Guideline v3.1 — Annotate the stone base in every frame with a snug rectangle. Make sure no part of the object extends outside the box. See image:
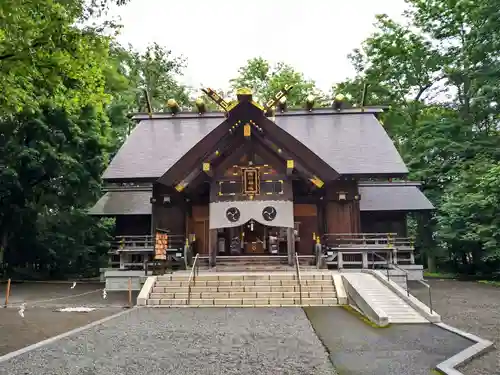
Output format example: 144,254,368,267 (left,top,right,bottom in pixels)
104,270,145,291
399,264,424,281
